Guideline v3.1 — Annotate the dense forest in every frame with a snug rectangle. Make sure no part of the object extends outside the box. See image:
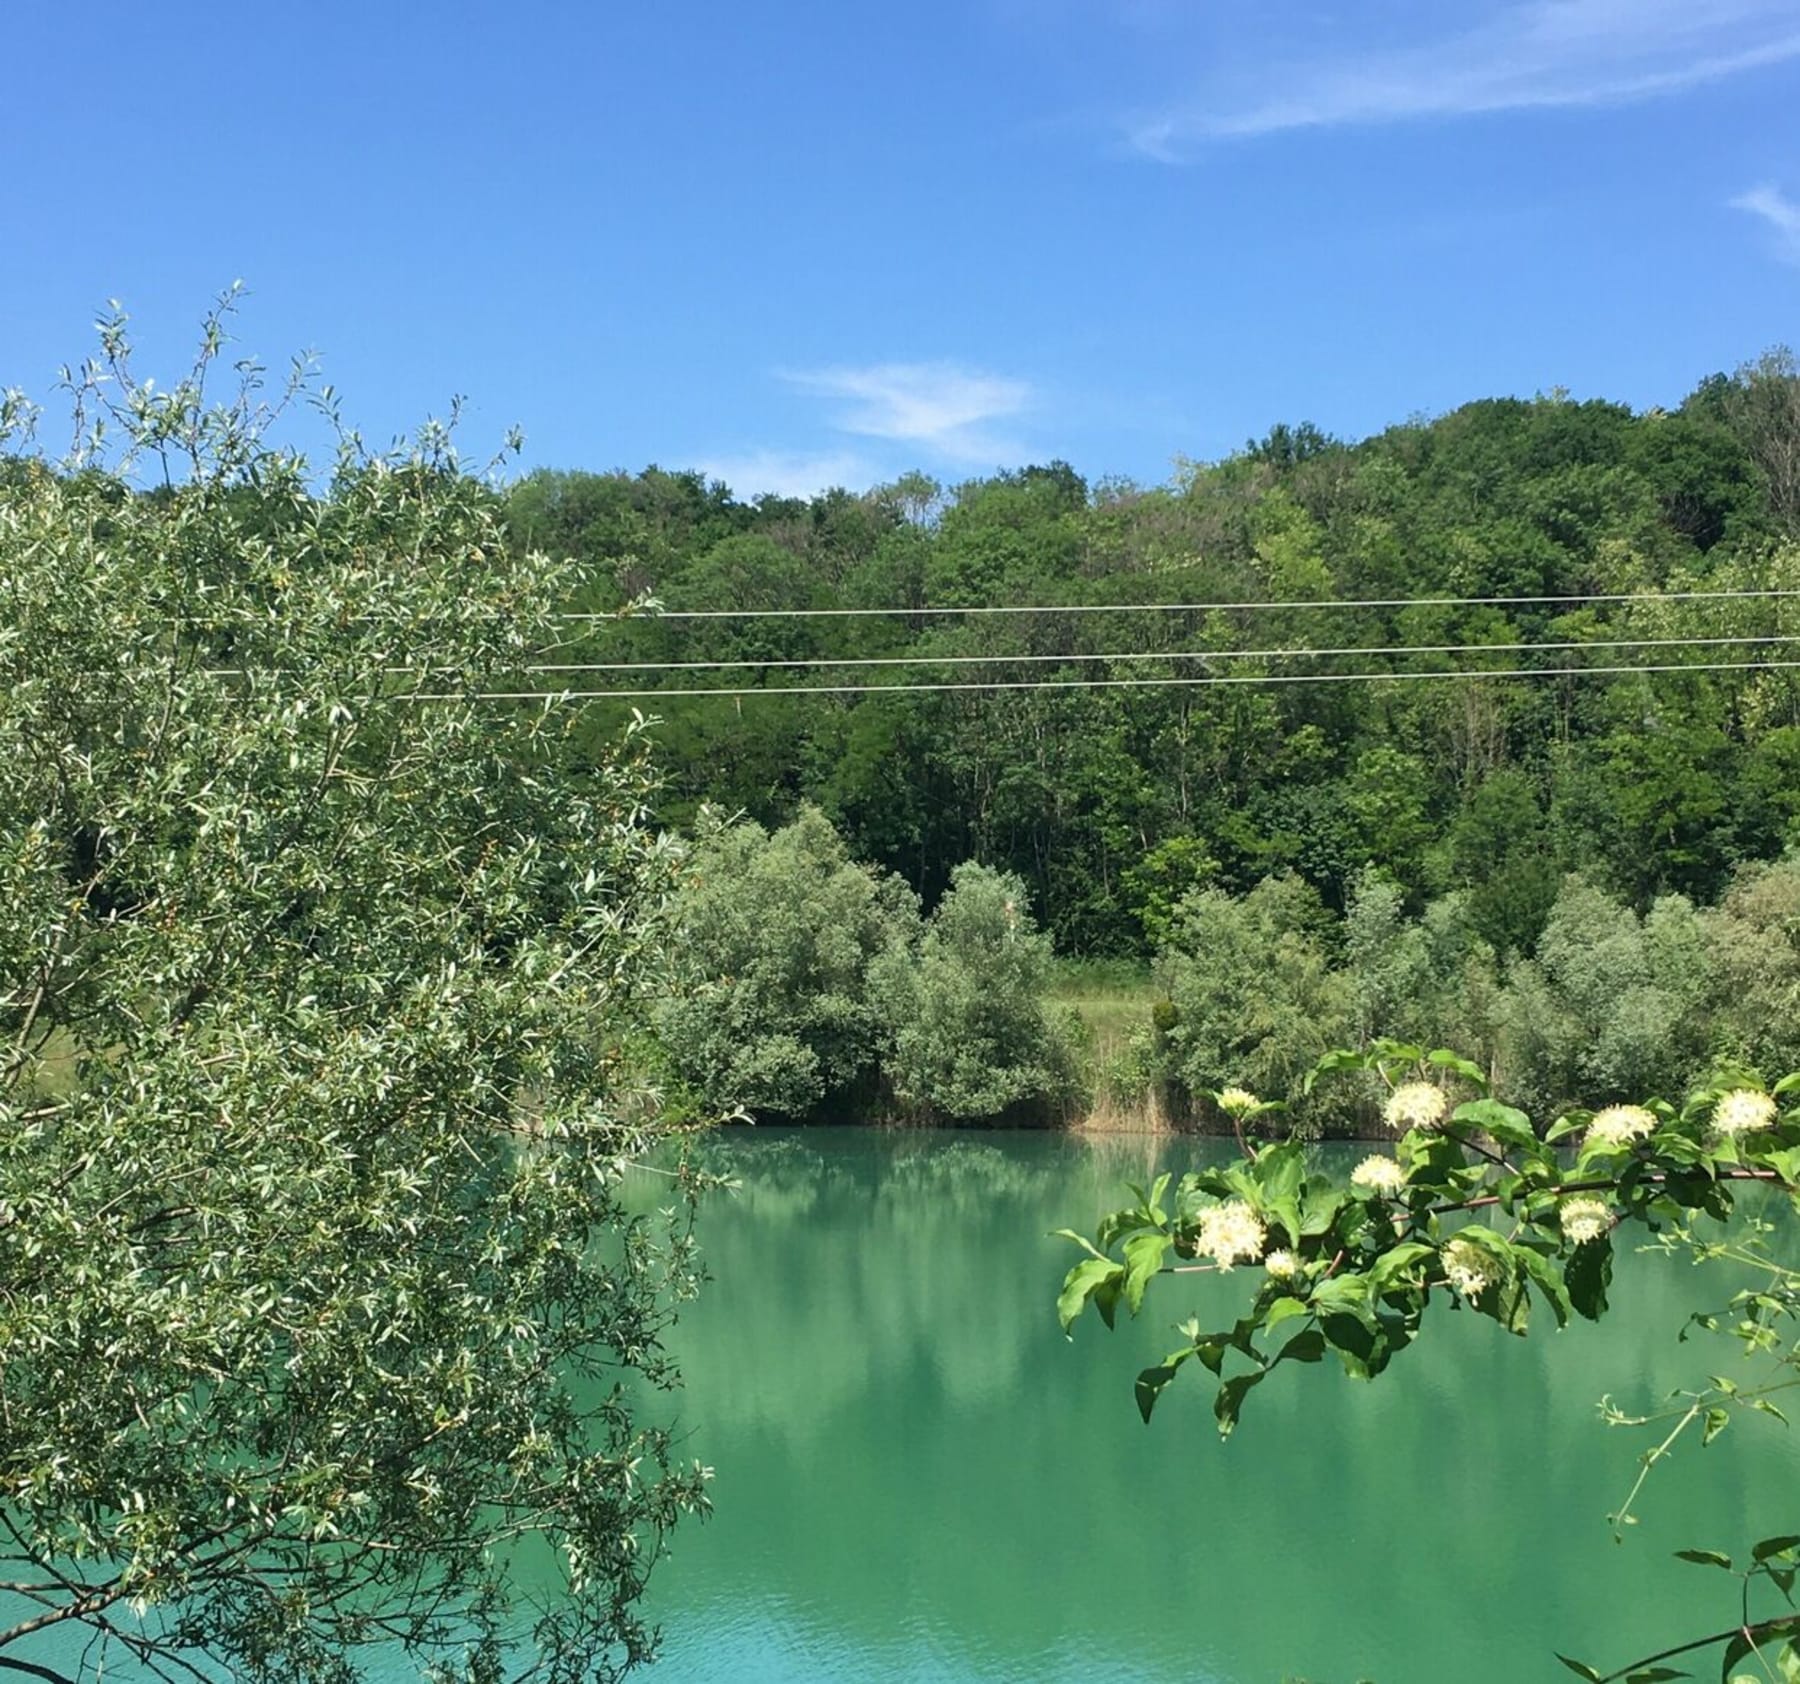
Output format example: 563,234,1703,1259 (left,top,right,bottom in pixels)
508,351,1800,965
